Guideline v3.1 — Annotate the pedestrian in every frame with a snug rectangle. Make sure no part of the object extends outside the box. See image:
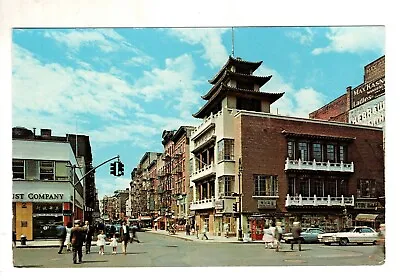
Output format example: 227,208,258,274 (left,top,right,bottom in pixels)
96,230,106,255
154,222,158,231
131,224,140,243
201,224,209,240
263,222,275,249
64,221,73,252
274,221,283,252
291,222,302,251
84,221,94,254
110,233,118,255
70,220,85,264
224,223,229,238
196,224,199,239
56,222,67,254
119,221,130,255
12,231,16,249
185,223,191,235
